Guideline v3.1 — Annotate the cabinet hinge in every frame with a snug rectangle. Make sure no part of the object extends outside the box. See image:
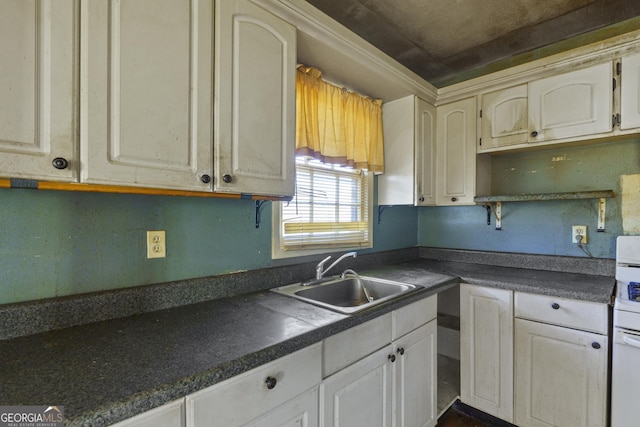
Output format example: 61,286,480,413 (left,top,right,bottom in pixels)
613,77,617,91
479,138,482,146
617,62,622,76
613,113,621,127
479,109,483,118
